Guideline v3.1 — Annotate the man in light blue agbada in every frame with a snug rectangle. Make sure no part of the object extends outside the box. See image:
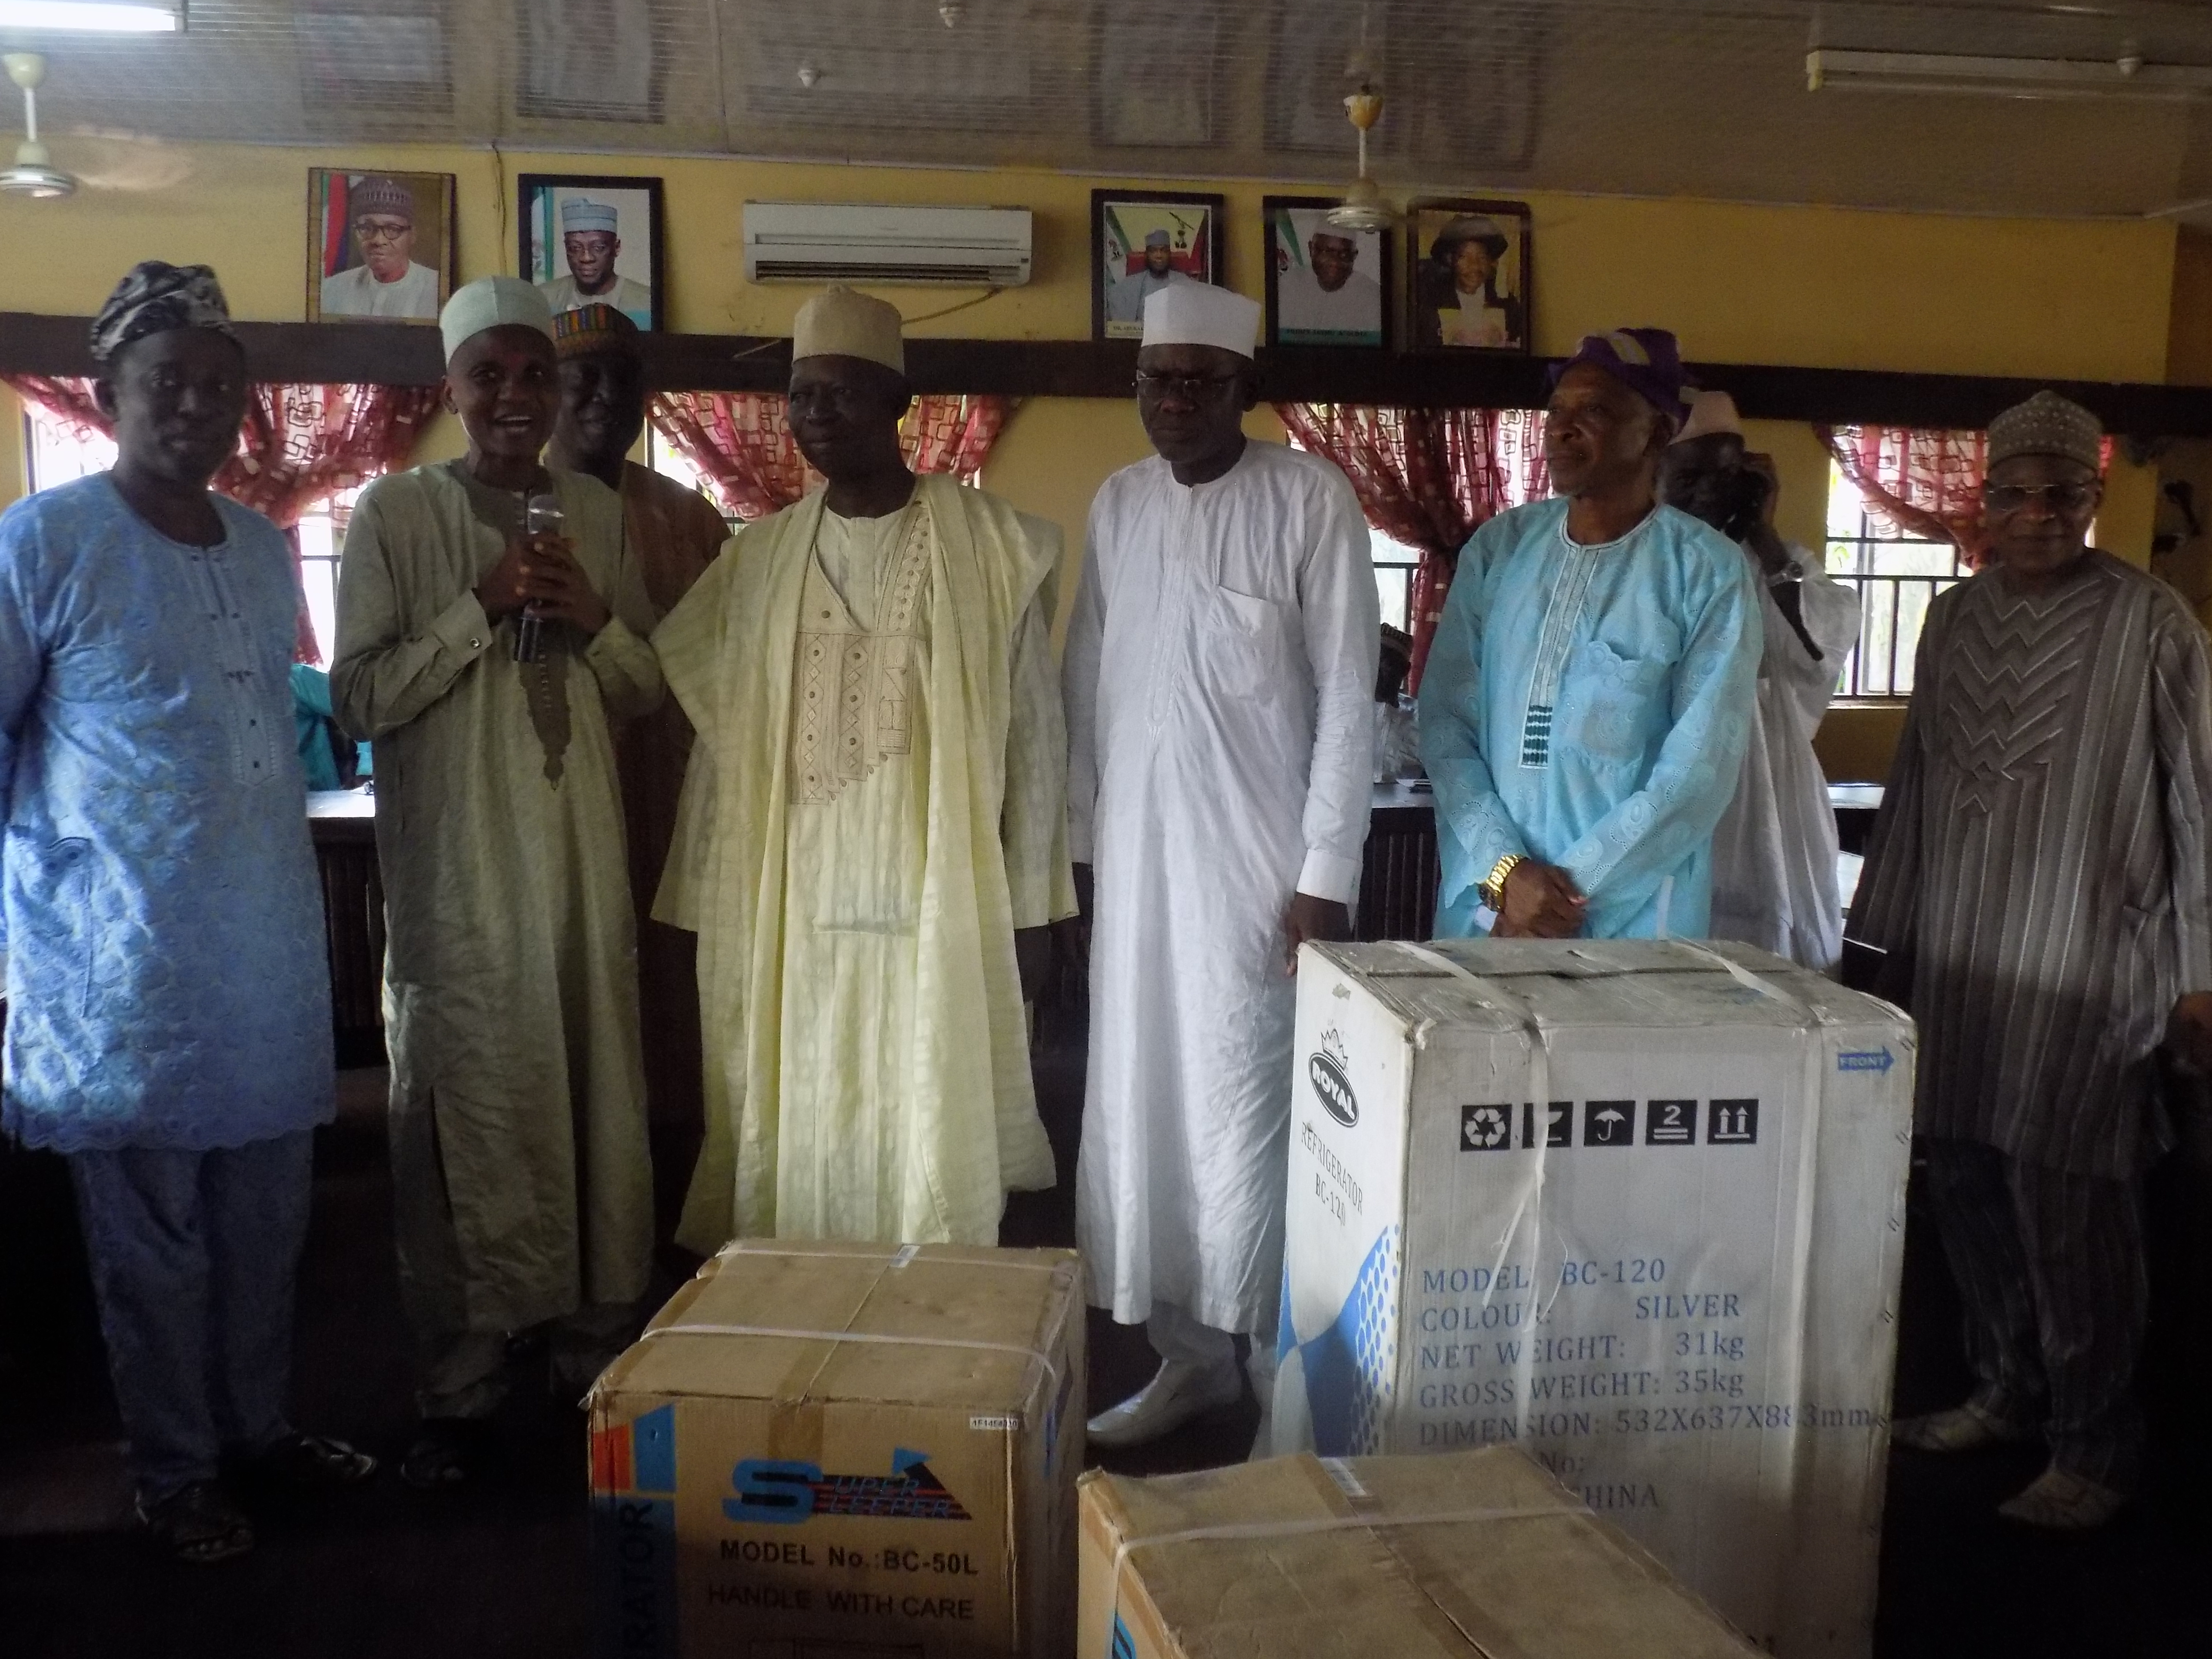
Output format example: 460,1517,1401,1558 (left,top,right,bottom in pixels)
1418,329,1759,940
0,262,373,1564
